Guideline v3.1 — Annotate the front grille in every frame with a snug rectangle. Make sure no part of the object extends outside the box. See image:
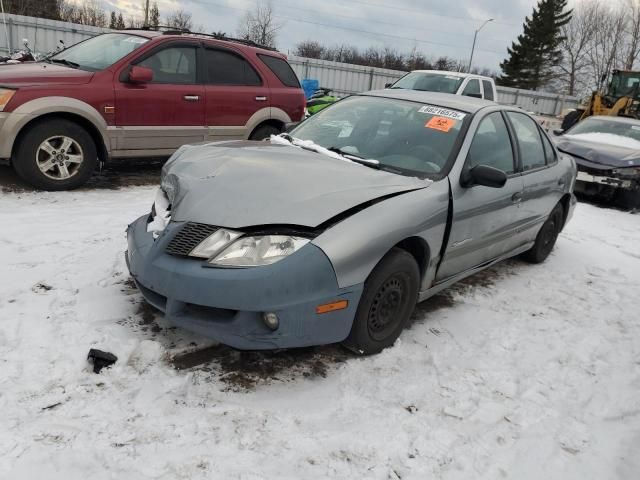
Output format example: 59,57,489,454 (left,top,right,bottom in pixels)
166,222,218,257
